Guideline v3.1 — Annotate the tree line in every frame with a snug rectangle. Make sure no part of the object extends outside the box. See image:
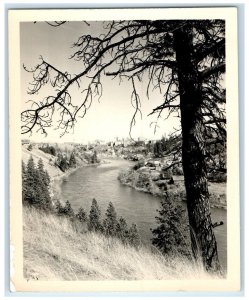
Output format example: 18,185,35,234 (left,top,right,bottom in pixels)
55,198,141,248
